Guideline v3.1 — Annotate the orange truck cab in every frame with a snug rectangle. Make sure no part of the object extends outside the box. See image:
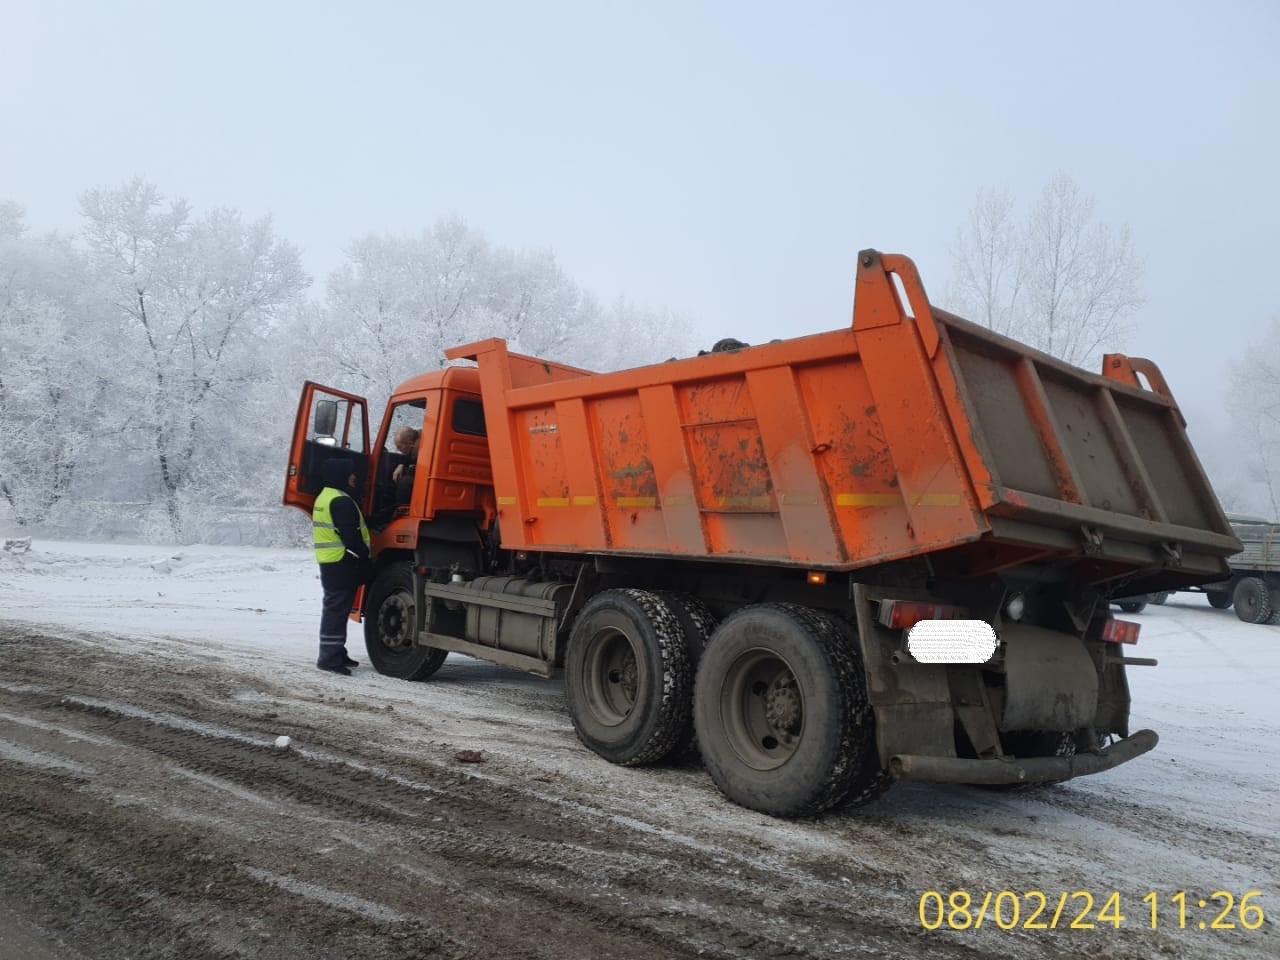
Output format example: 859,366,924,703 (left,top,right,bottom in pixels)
284,249,1240,819
285,366,496,571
